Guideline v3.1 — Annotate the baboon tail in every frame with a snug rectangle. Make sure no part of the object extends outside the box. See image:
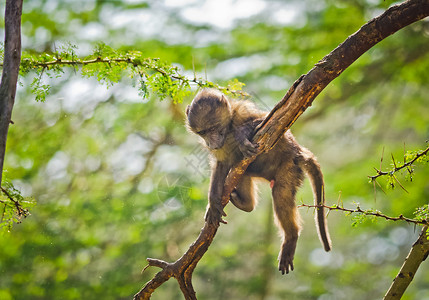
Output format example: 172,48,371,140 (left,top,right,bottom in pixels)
301,150,332,252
